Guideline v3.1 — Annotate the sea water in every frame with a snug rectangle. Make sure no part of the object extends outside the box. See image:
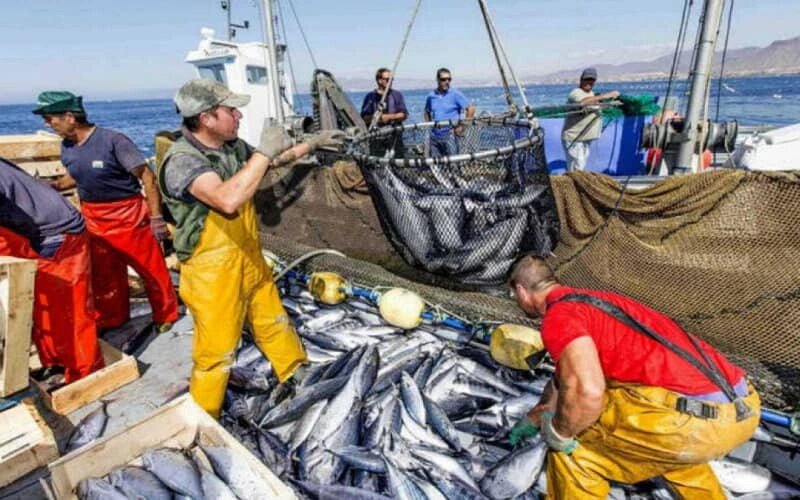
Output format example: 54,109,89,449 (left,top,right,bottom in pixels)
1,75,798,156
